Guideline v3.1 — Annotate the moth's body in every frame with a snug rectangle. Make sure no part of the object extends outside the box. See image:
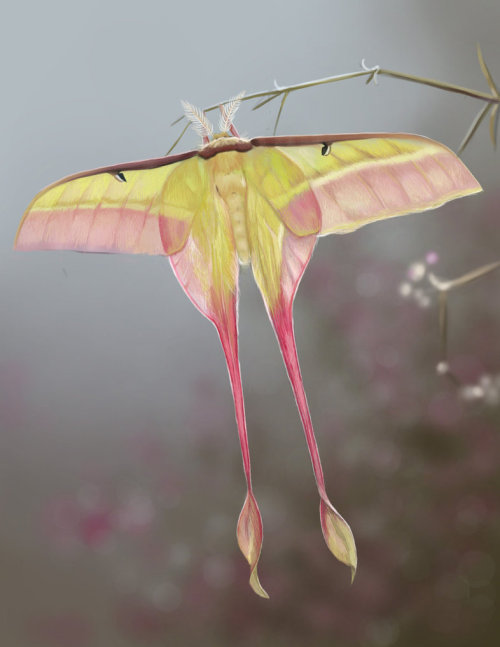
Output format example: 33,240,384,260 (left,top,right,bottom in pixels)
209,143,251,264
14,95,482,598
